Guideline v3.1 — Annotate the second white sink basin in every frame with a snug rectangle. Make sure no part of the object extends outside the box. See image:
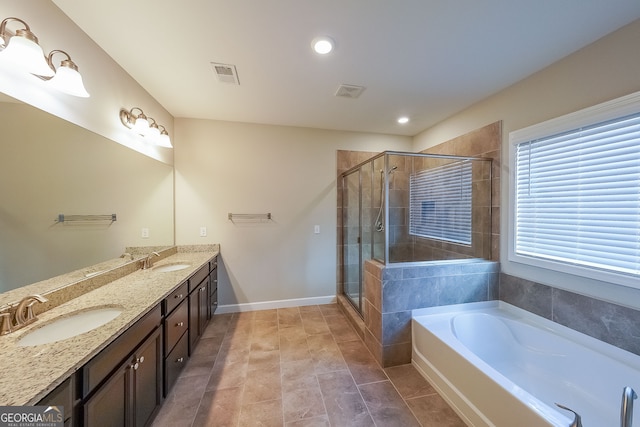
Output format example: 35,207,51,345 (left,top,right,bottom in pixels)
152,263,191,273
17,307,123,347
